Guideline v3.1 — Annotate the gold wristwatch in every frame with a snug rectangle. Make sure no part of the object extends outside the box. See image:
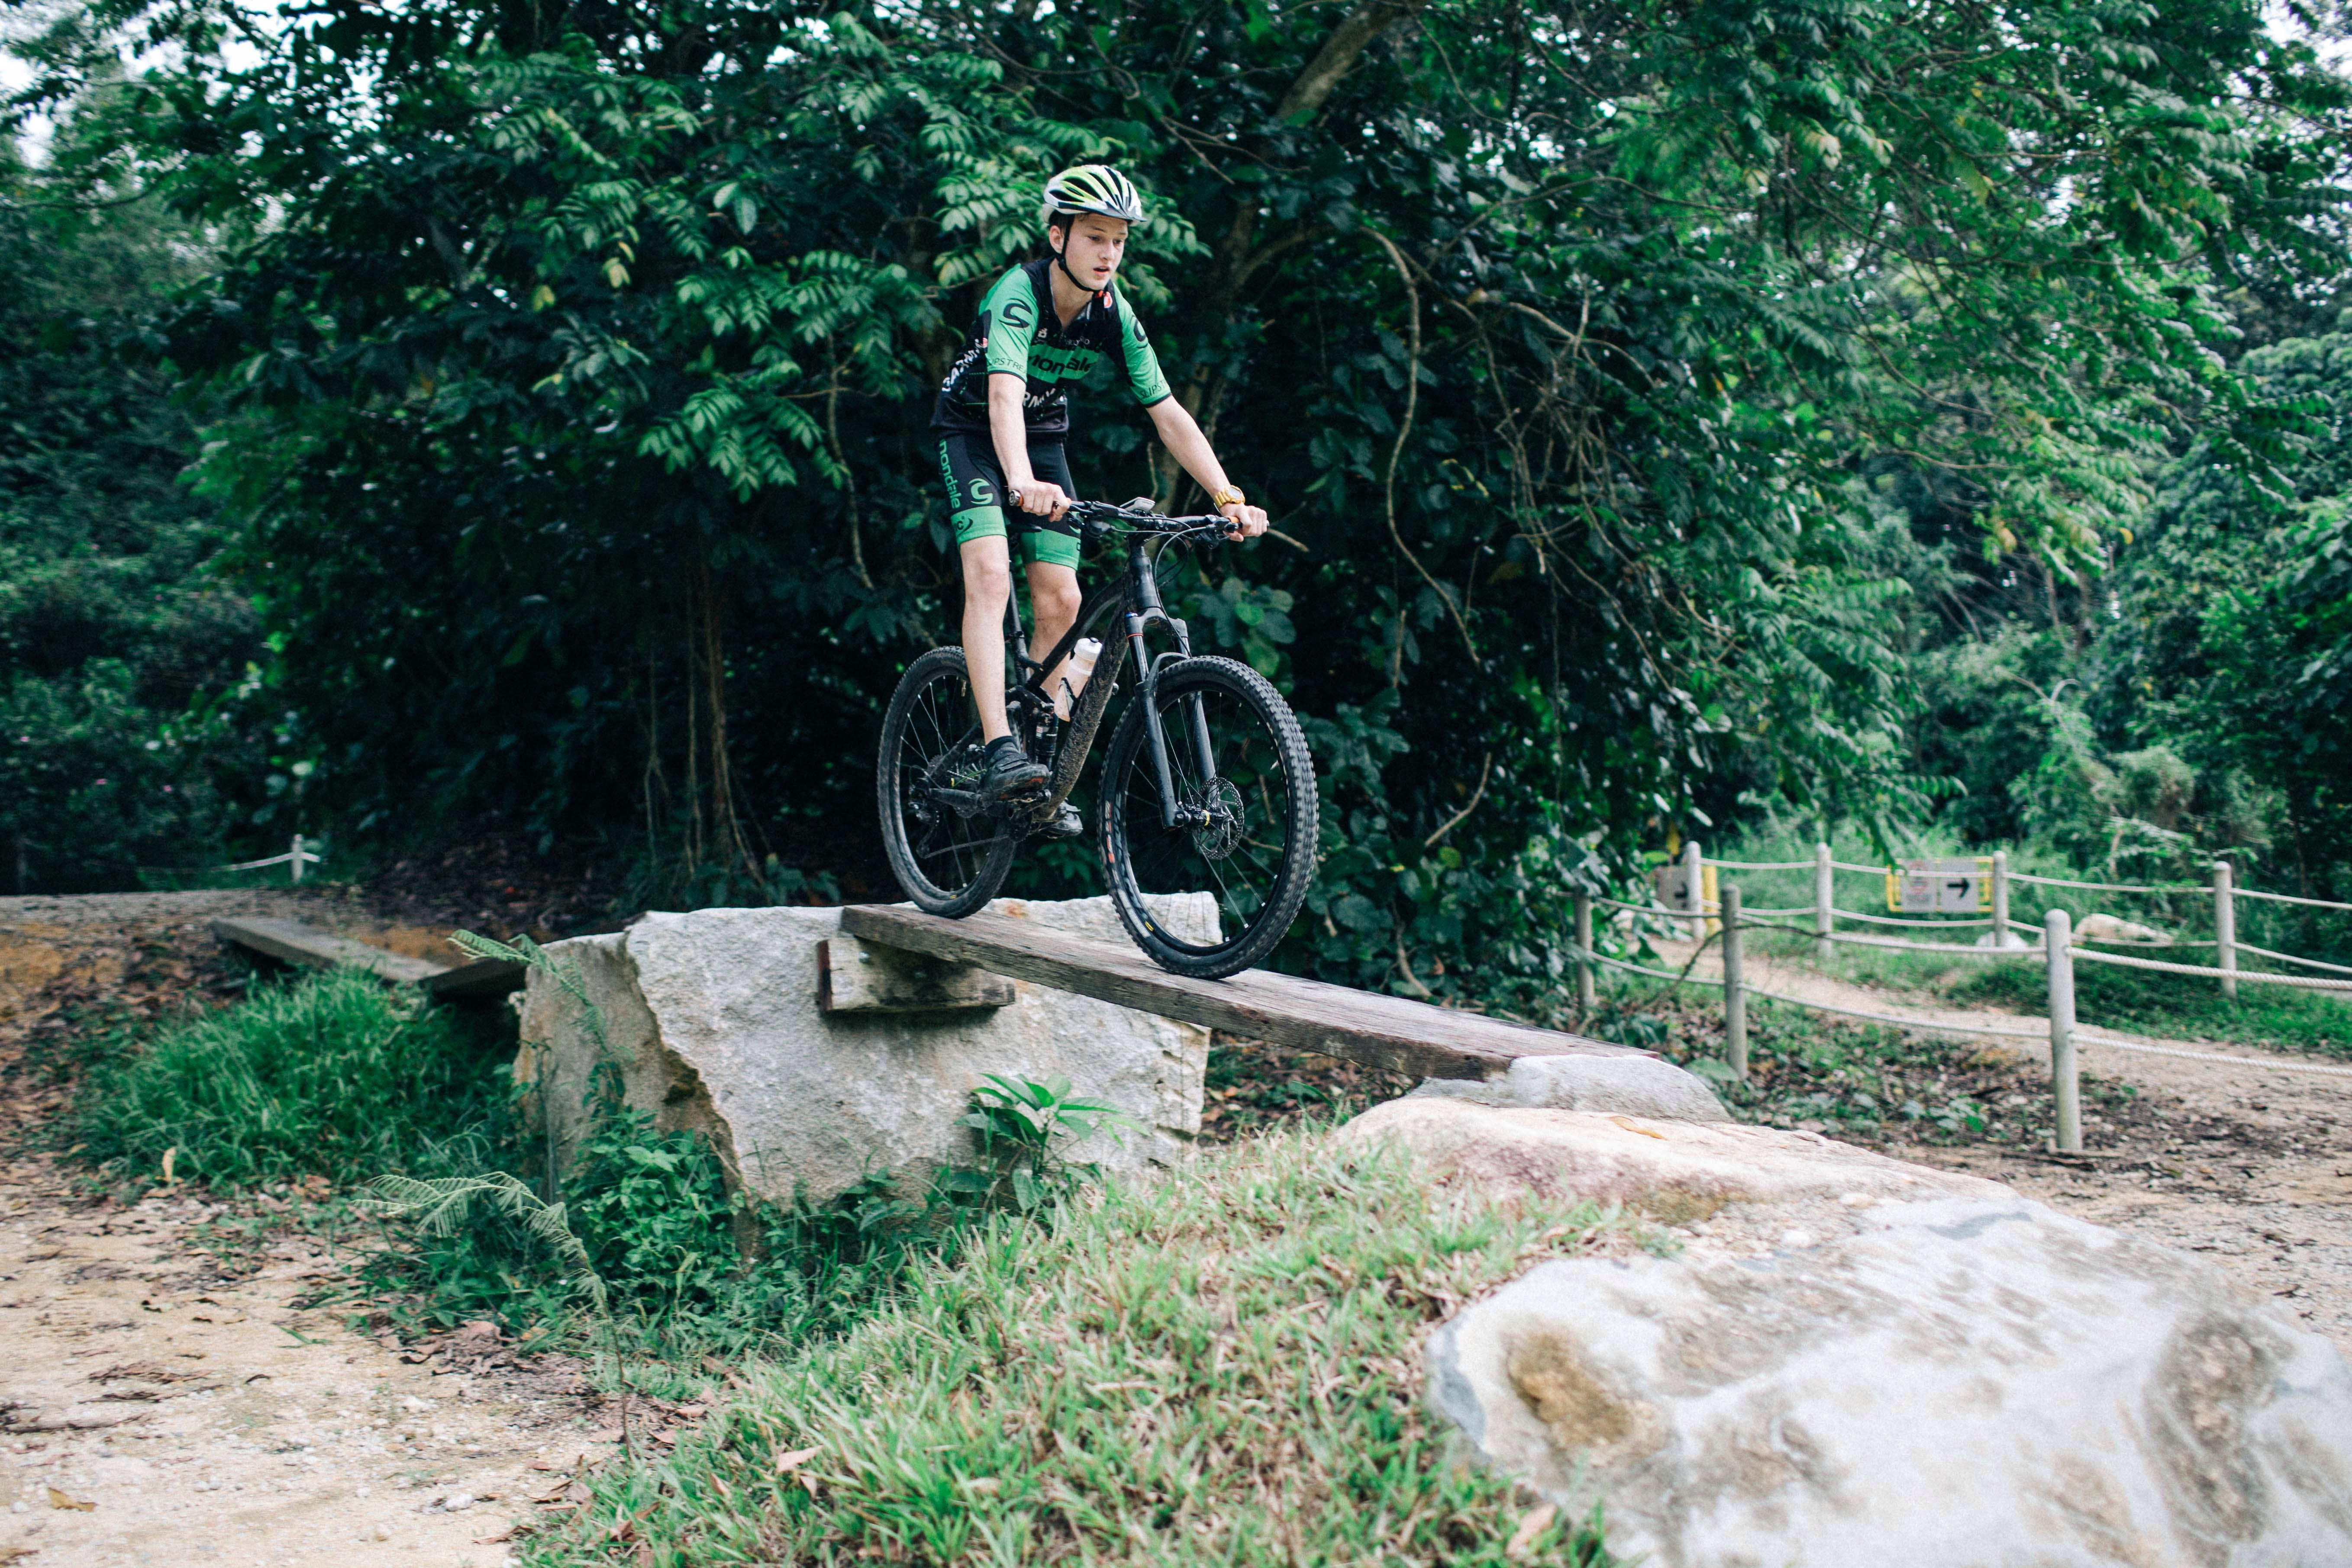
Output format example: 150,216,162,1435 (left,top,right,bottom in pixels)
1210,484,1246,509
